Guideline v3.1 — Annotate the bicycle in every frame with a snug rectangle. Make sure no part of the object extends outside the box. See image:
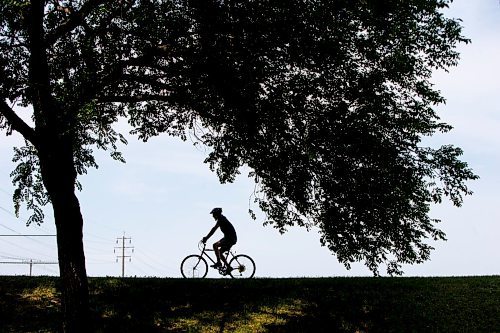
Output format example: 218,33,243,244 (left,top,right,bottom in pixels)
180,241,256,278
